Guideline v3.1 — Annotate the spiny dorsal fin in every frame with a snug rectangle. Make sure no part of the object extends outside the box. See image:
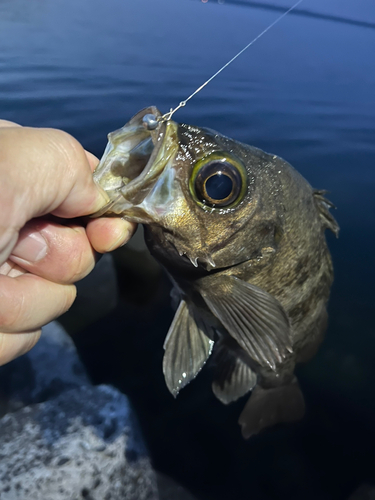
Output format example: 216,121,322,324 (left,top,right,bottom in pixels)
163,300,214,397
313,189,339,237
199,276,293,371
